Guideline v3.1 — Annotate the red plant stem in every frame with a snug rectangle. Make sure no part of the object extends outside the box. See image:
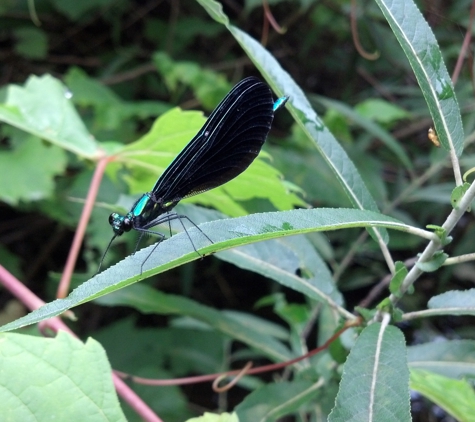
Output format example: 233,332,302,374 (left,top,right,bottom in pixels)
0,265,45,311
57,155,110,298
0,265,162,422
115,320,360,387
350,0,379,60
113,375,163,422
262,0,285,34
452,0,475,85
